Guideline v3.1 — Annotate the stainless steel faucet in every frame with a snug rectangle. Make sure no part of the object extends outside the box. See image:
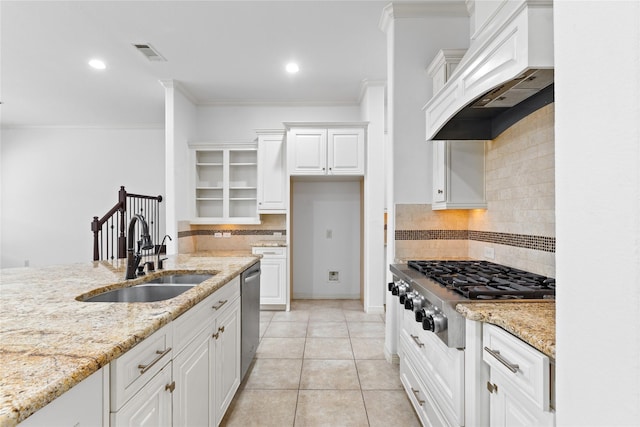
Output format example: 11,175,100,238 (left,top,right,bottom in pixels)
125,214,154,279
